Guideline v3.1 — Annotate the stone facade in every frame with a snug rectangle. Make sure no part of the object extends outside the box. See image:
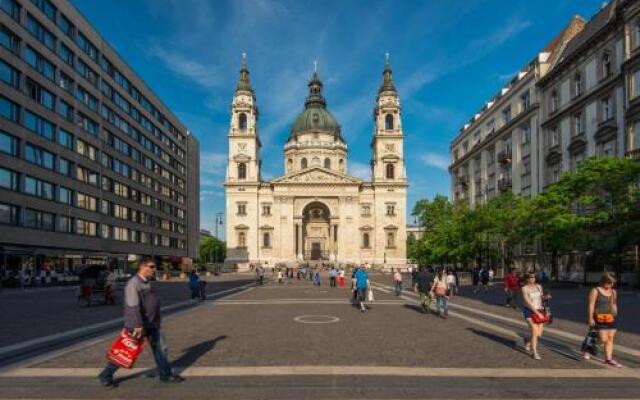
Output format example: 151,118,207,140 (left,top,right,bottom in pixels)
225,57,408,268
